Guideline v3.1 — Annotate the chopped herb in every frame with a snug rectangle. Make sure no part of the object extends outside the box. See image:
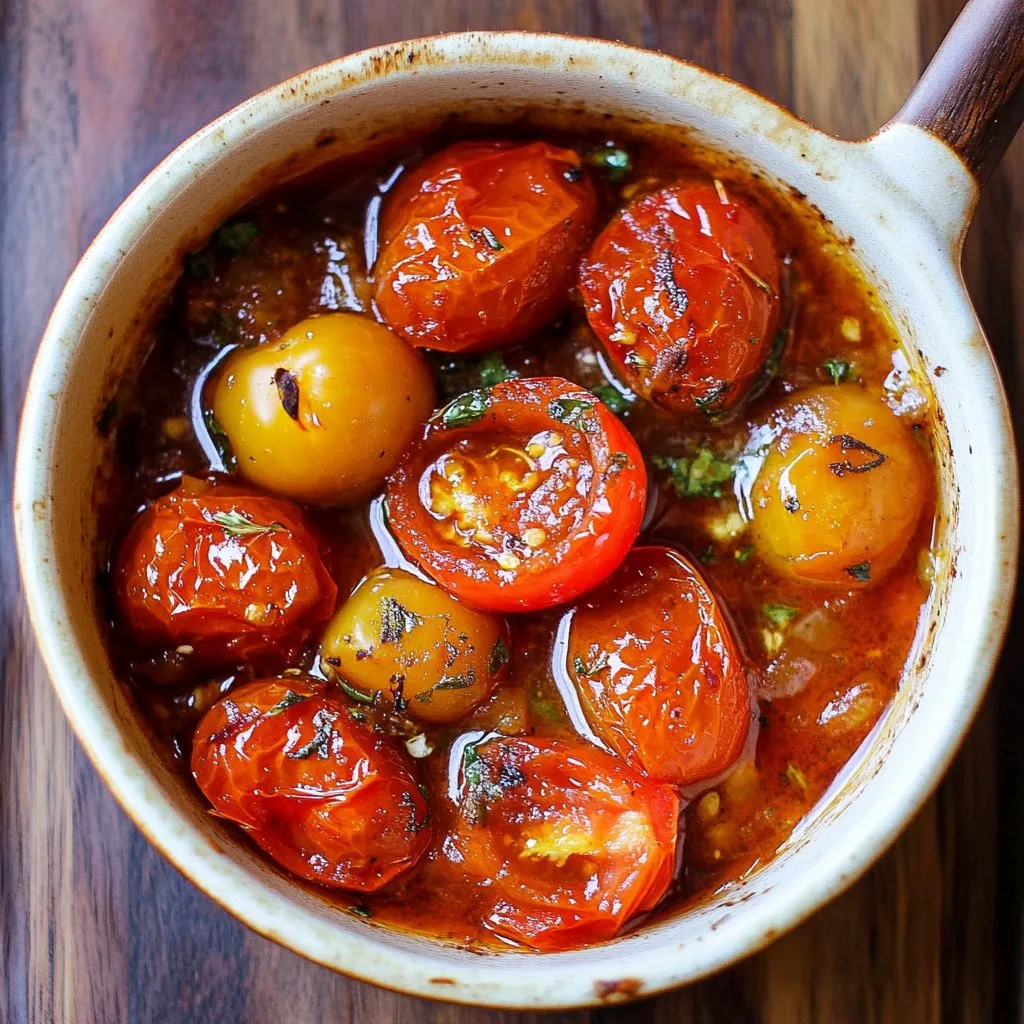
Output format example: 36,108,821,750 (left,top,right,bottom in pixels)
379,597,422,645
185,248,215,279
748,327,791,403
652,449,734,499
462,742,504,818
822,357,851,385
209,510,283,538
349,903,373,919
694,381,733,419
436,388,490,428
783,495,801,513
606,451,631,476
273,367,300,421
827,434,886,477
592,384,634,415
784,763,809,792
432,670,476,692
286,707,337,759
573,651,609,677
210,312,238,346
846,561,872,582
339,680,375,705
202,408,237,471
735,544,756,564
347,707,368,722
488,637,510,676
585,144,632,182
477,352,516,388
763,603,798,626
265,690,309,717
469,226,504,251
214,219,260,253
654,249,689,314
400,789,432,833
548,397,596,429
